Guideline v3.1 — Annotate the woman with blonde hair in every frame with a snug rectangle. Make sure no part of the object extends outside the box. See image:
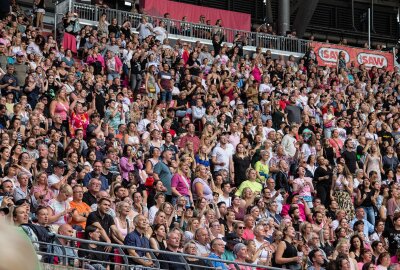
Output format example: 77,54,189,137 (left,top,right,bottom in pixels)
332,239,358,270
235,168,263,197
192,164,214,202
299,222,314,243
113,201,133,241
171,161,194,206
364,143,384,182
31,171,54,208
184,217,200,241
160,202,175,228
